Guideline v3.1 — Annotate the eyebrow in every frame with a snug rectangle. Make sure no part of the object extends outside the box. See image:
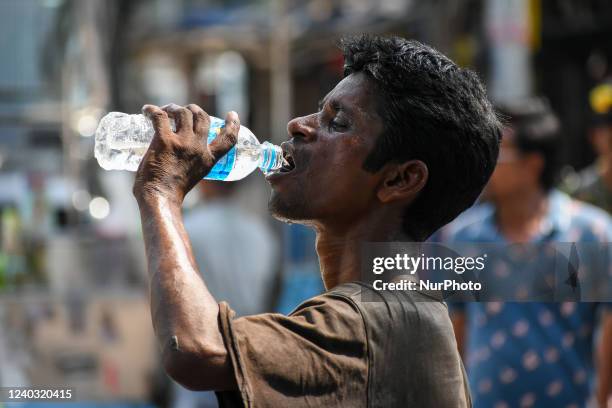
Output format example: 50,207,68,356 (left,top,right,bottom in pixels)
318,96,351,115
